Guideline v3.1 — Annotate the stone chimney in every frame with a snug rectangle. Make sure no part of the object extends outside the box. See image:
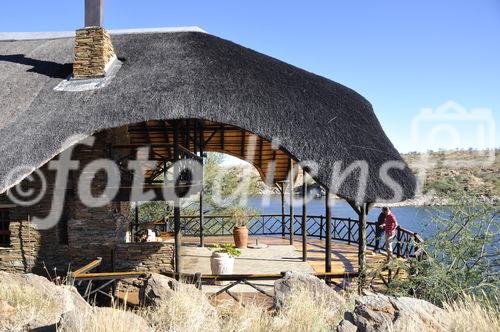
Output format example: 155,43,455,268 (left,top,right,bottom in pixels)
73,0,116,79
